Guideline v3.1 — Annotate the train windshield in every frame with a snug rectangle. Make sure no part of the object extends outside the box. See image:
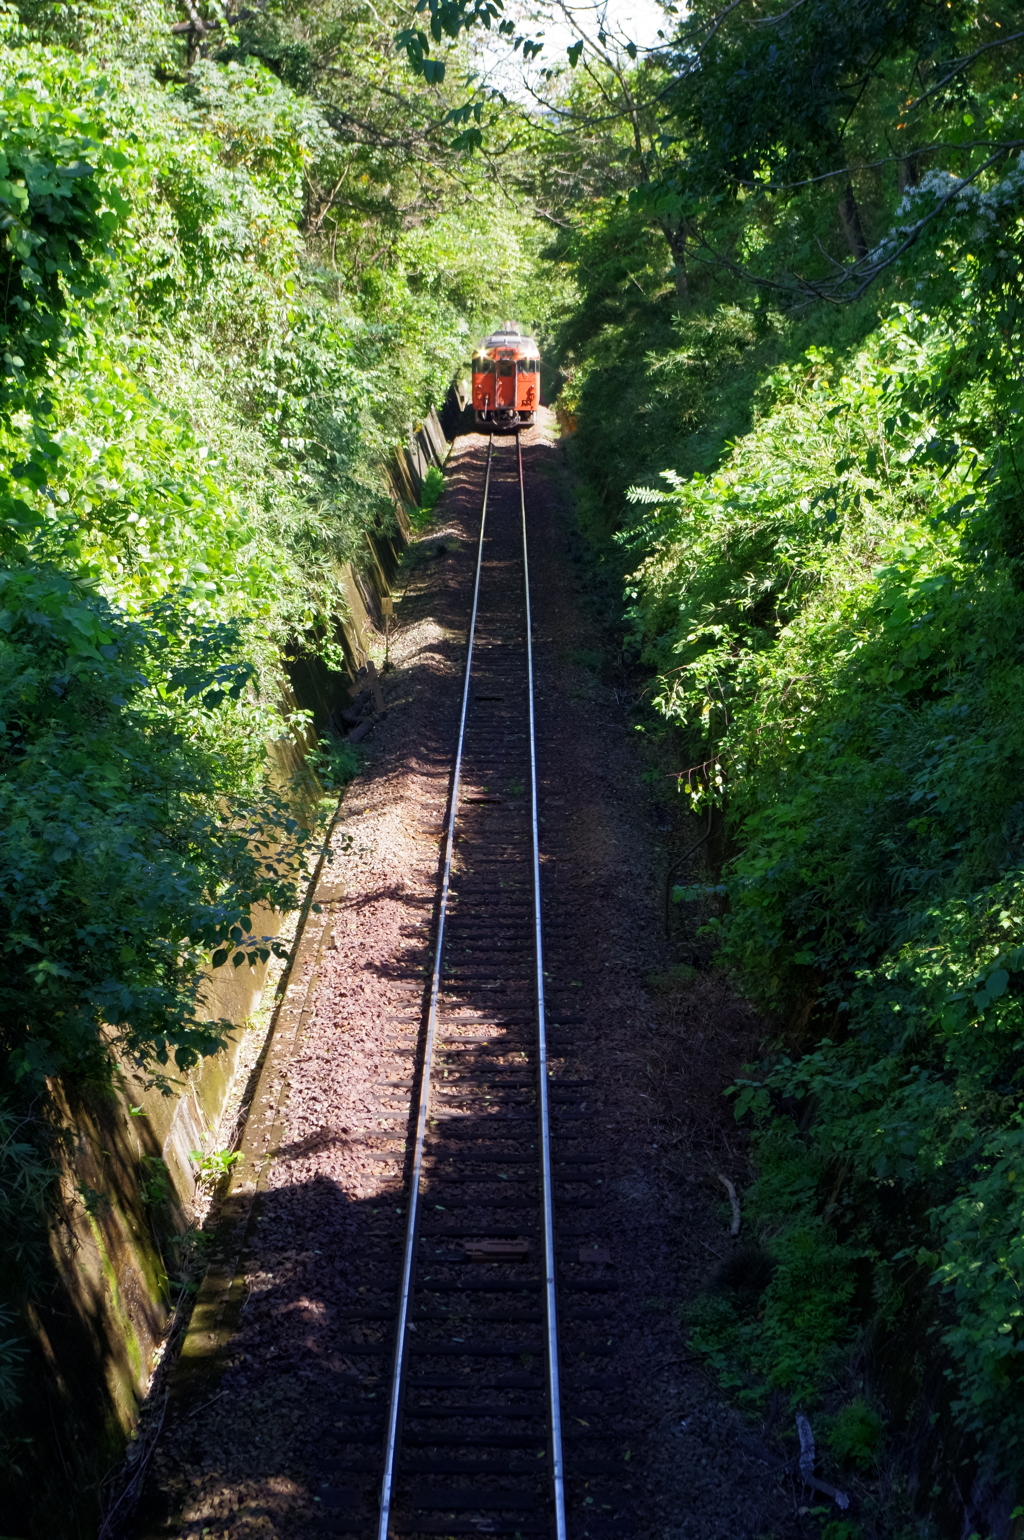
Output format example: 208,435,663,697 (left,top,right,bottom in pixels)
498,360,515,376
474,356,496,373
